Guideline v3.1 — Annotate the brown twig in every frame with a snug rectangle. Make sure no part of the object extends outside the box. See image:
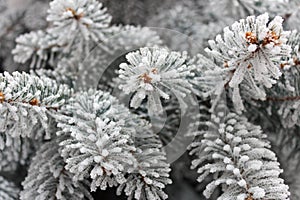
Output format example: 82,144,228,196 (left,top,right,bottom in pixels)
0,92,59,111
